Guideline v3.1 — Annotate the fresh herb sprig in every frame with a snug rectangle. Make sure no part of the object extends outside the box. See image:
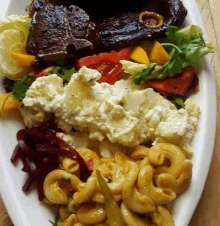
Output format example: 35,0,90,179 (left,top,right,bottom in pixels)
12,74,35,102
132,63,157,85
11,66,76,103
49,66,76,83
132,25,214,85
49,205,60,226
